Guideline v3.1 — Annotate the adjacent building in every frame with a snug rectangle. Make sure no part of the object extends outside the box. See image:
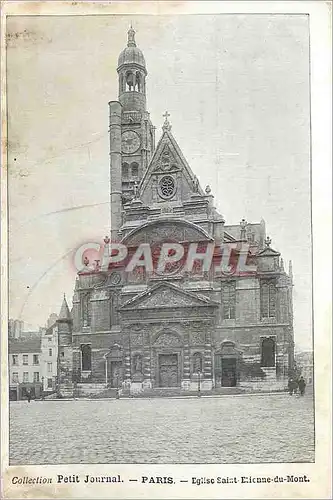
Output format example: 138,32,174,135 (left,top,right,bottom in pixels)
41,322,59,393
9,323,59,400
53,27,295,396
9,338,42,400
